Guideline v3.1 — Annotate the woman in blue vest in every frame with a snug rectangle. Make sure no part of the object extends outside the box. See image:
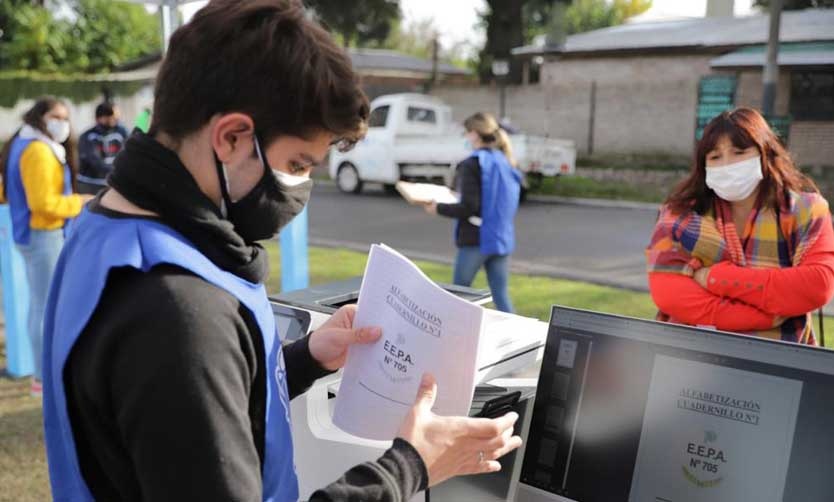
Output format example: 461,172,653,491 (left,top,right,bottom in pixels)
0,97,91,395
40,2,521,501
425,112,521,313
